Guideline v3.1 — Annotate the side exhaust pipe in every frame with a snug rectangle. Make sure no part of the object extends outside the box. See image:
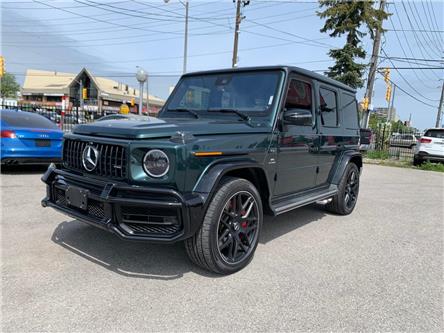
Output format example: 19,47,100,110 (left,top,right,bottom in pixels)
316,198,333,205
